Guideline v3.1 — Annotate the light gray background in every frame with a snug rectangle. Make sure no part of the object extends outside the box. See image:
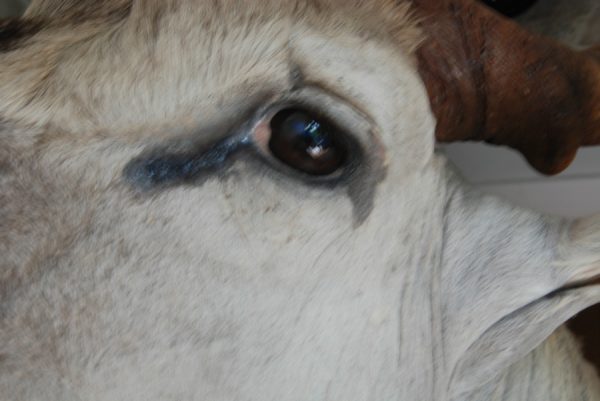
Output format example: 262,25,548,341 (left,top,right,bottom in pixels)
1,0,599,217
